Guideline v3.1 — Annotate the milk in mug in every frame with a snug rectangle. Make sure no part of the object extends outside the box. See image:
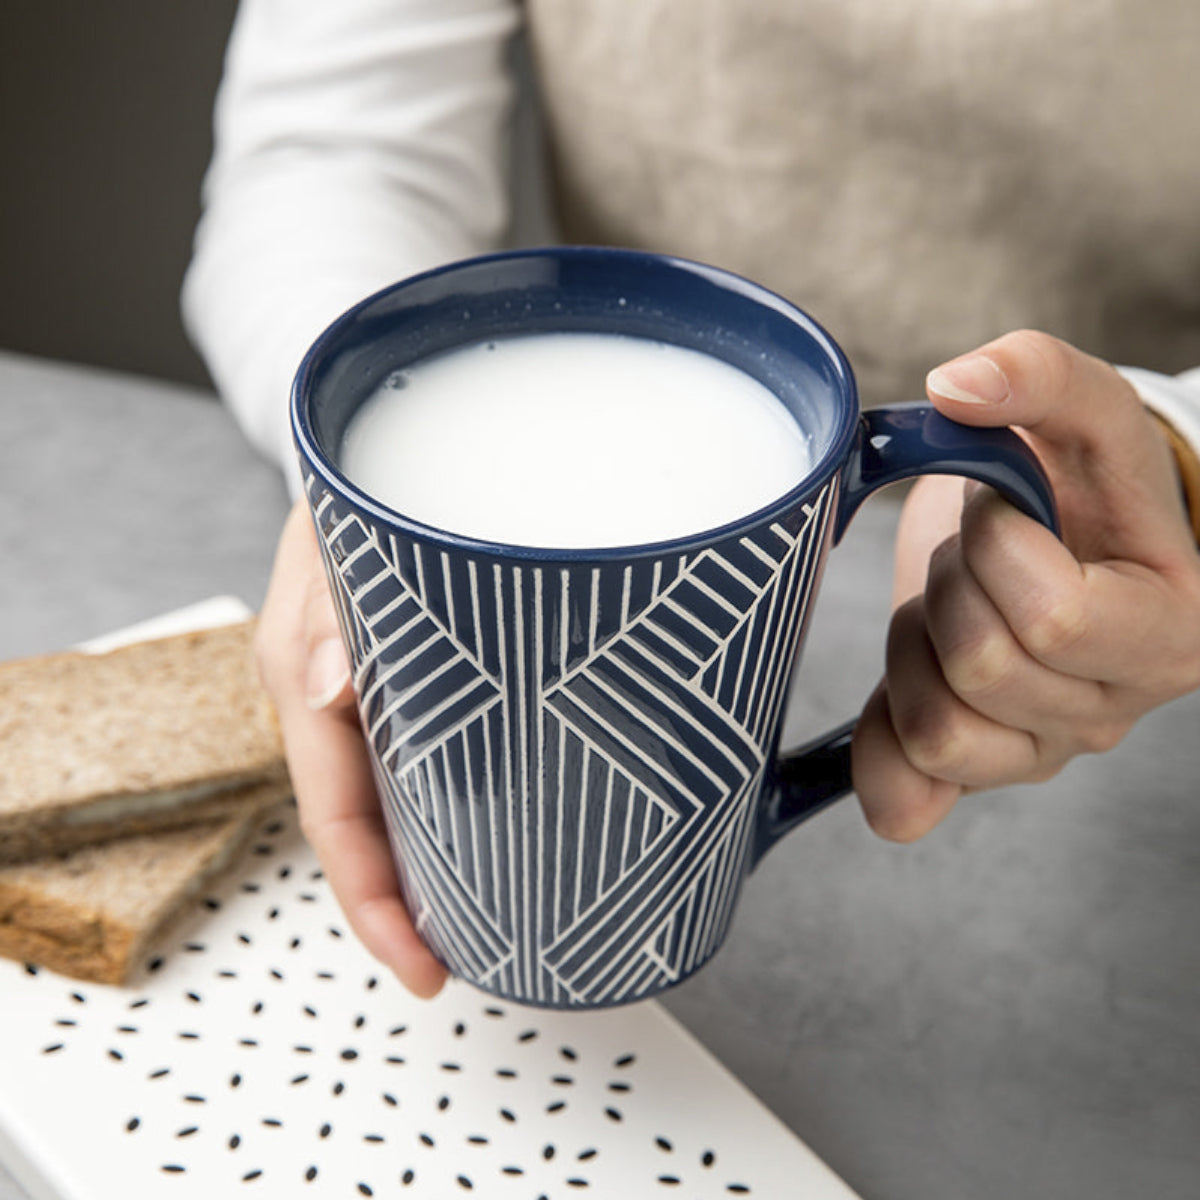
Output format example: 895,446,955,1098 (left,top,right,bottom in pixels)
339,332,813,549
